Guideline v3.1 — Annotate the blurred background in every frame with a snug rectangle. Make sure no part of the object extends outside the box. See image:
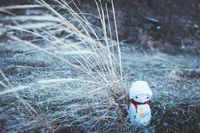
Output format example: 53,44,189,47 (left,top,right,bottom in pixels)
1,0,200,55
